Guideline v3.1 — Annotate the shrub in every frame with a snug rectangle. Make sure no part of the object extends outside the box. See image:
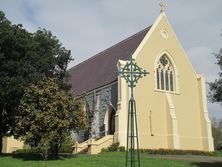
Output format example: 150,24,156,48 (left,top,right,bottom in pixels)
101,143,120,152
101,148,109,152
139,148,219,156
59,137,75,153
211,150,222,157
119,146,125,152
13,148,42,154
102,146,222,157
108,143,119,152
